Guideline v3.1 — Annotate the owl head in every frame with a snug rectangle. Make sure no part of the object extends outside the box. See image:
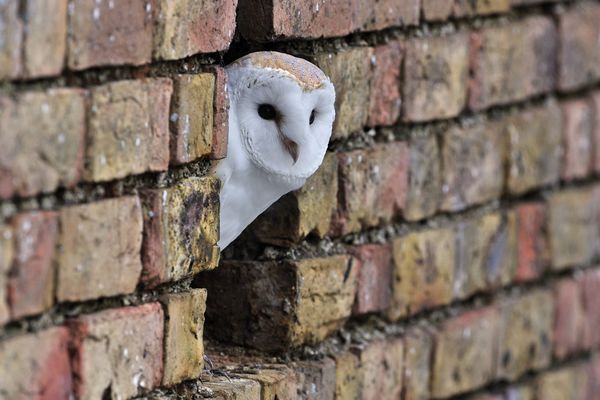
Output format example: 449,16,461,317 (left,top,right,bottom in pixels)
226,52,336,180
